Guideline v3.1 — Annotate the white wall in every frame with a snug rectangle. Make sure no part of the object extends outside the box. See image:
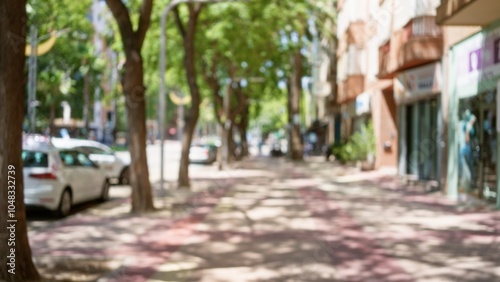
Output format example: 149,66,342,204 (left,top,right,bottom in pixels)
337,46,367,82
337,0,371,38
366,36,379,84
376,0,394,45
394,0,441,30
